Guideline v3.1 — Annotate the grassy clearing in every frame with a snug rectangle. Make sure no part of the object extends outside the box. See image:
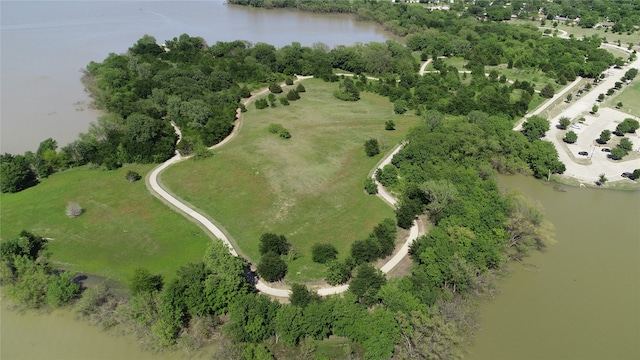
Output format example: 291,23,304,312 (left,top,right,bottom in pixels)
610,80,640,117
0,165,210,282
486,65,560,91
162,78,420,282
